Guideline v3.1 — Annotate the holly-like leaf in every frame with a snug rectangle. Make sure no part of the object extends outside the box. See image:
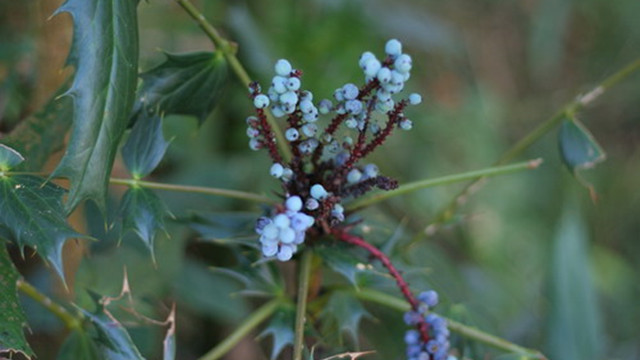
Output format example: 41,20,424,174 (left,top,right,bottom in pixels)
122,115,170,179
52,0,140,213
130,51,228,126
79,304,146,360
187,211,258,240
0,144,24,170
320,291,372,346
258,306,295,360
118,187,171,261
57,330,100,360
558,117,606,199
316,243,377,288
2,85,73,172
0,175,88,281
0,245,34,358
